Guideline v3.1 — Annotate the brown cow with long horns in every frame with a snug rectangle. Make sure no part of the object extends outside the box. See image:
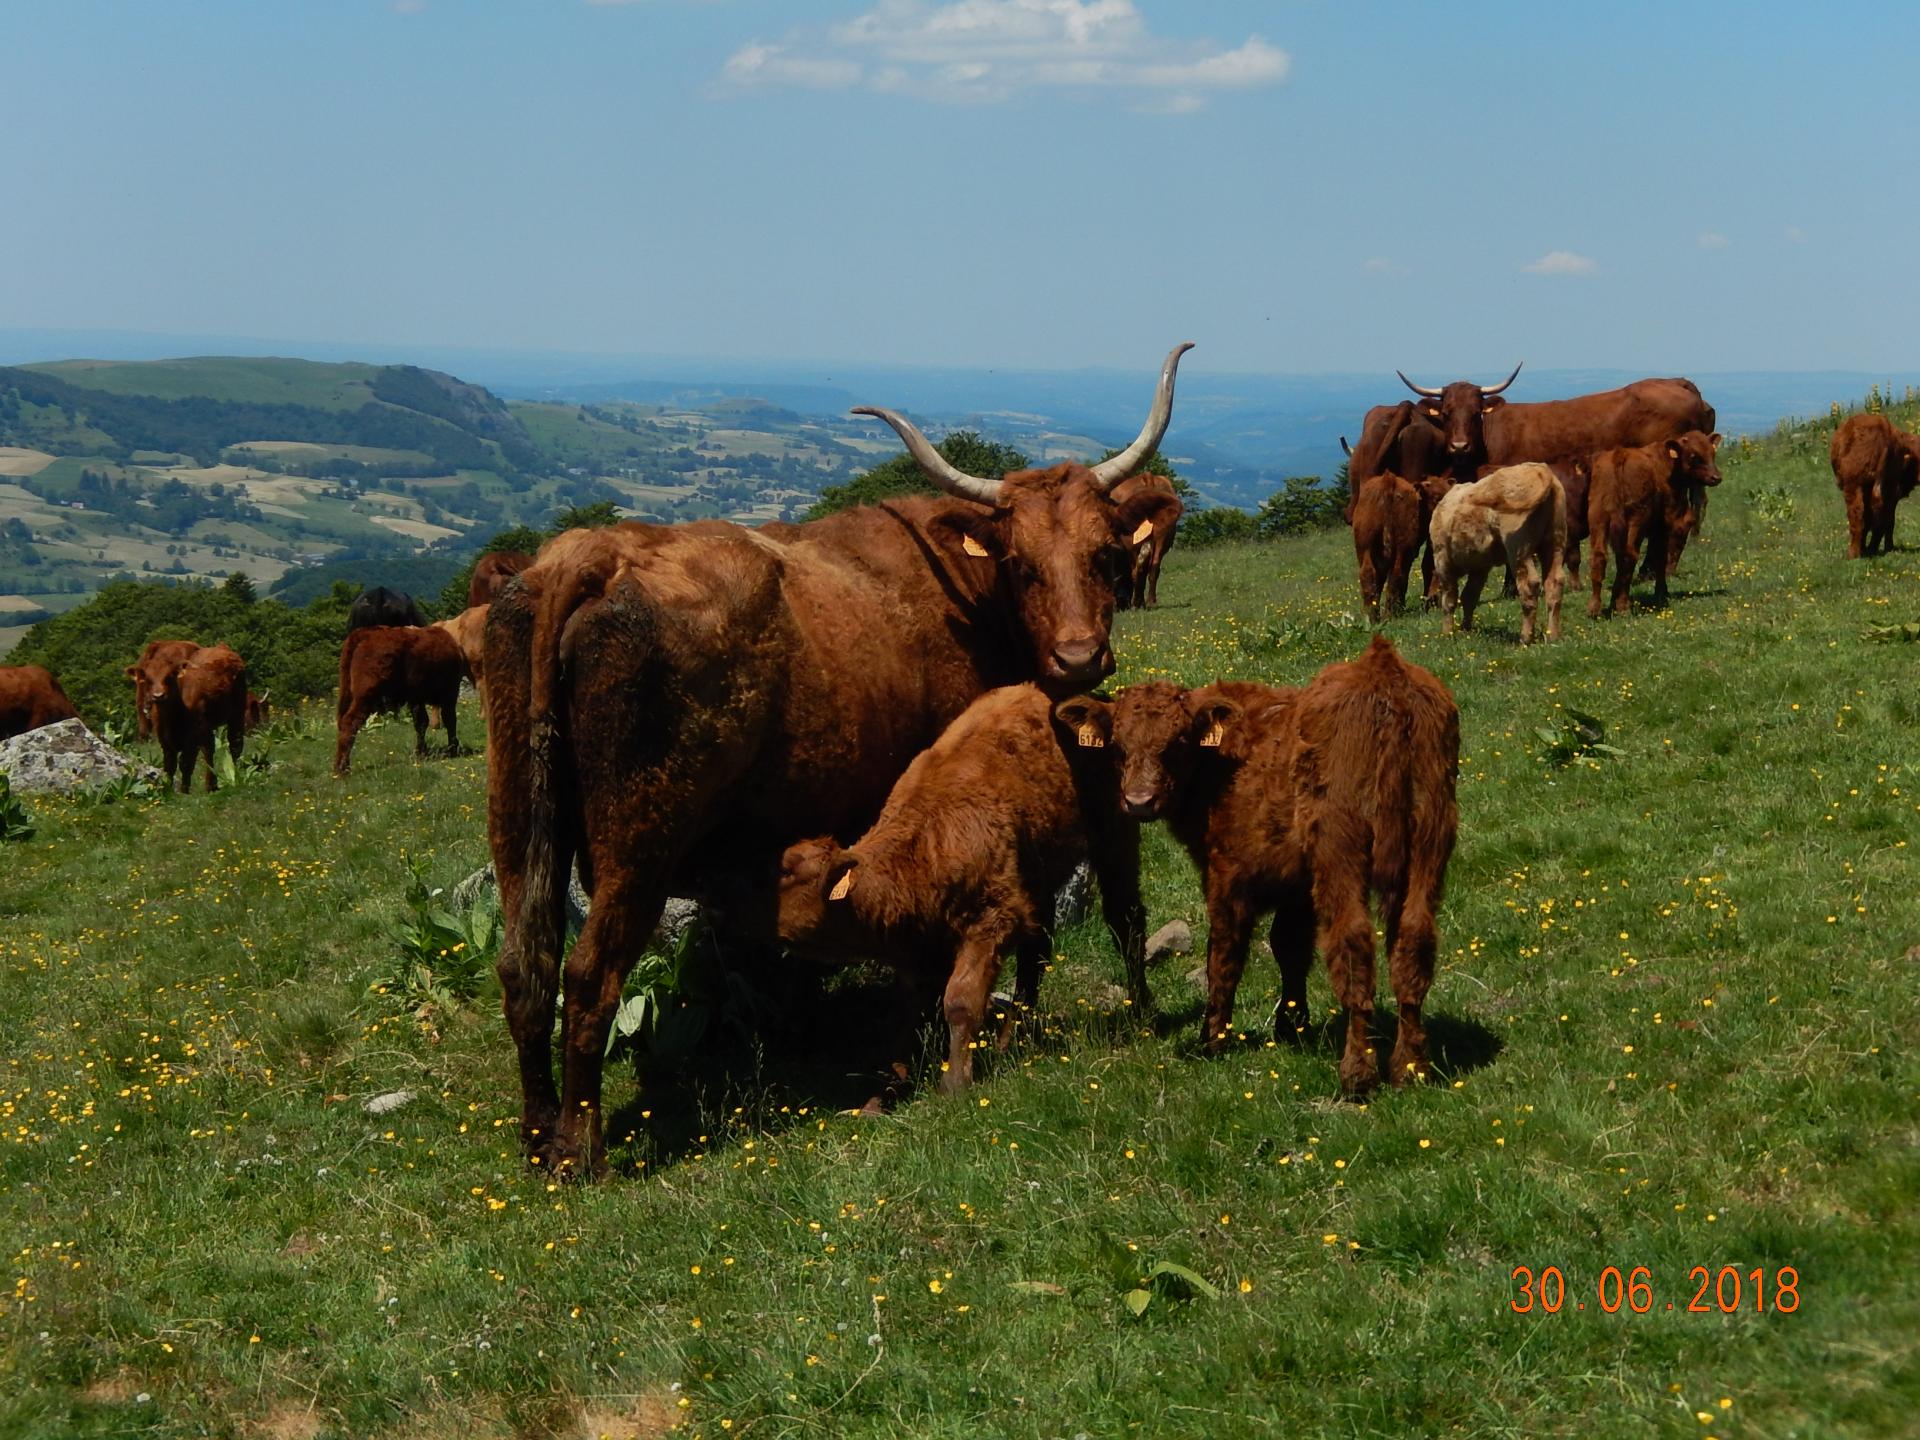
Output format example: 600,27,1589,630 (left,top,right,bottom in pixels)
484,344,1192,1175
